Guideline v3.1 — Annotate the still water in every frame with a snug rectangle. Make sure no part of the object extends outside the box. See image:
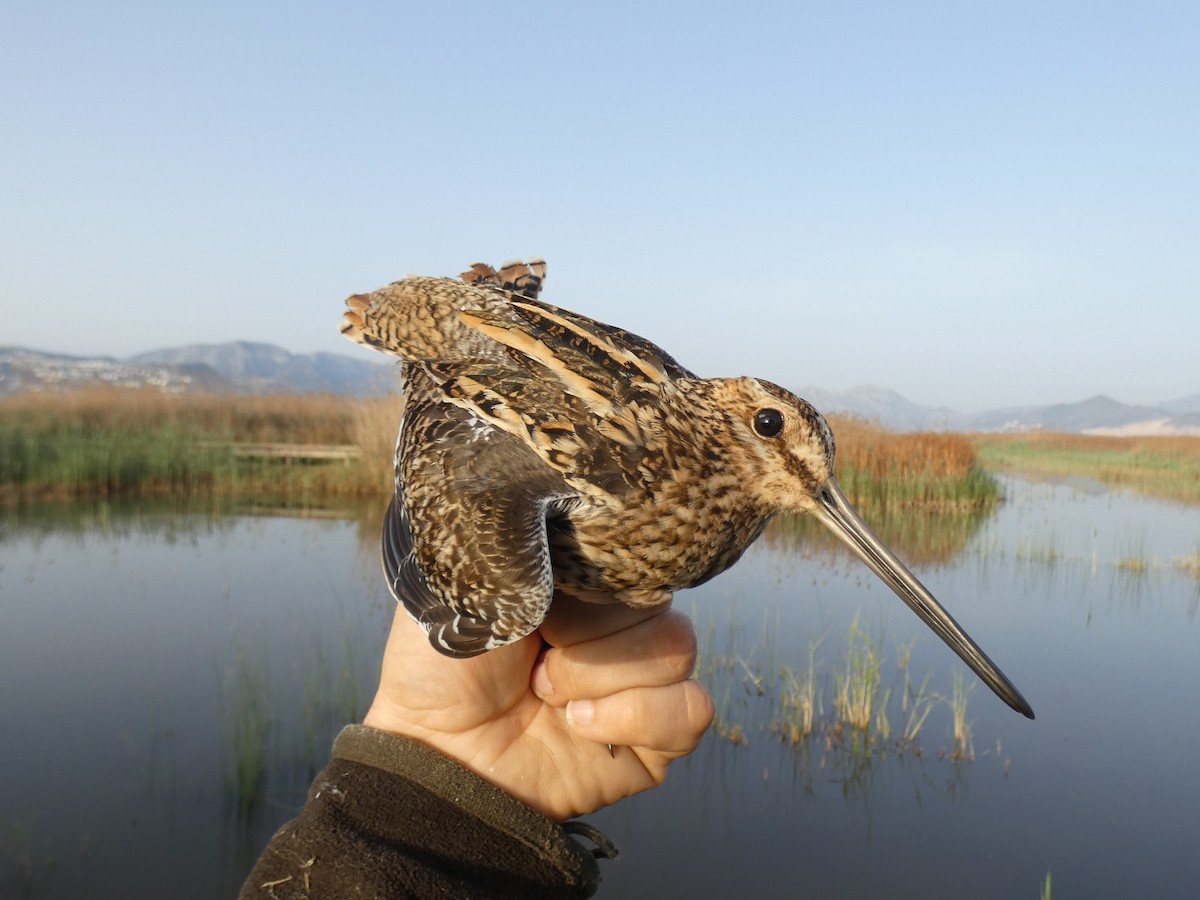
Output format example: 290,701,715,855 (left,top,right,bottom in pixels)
1,478,1197,898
